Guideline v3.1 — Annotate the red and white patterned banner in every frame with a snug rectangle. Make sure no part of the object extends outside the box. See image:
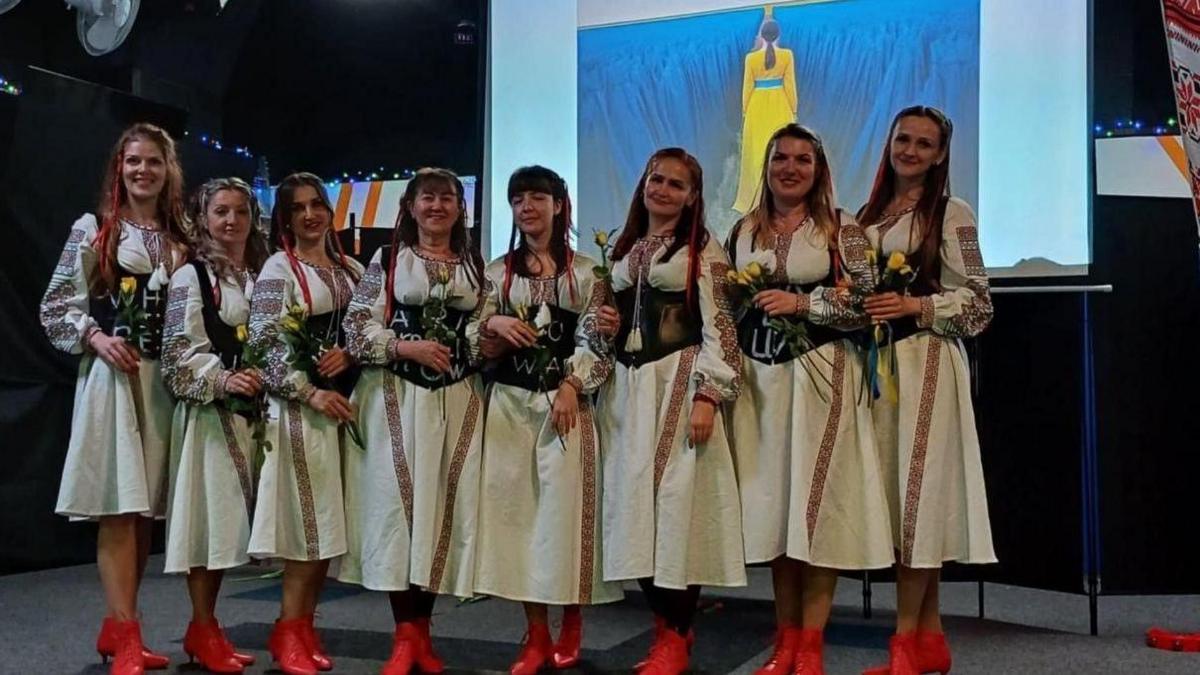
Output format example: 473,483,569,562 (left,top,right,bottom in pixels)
1163,0,1200,224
